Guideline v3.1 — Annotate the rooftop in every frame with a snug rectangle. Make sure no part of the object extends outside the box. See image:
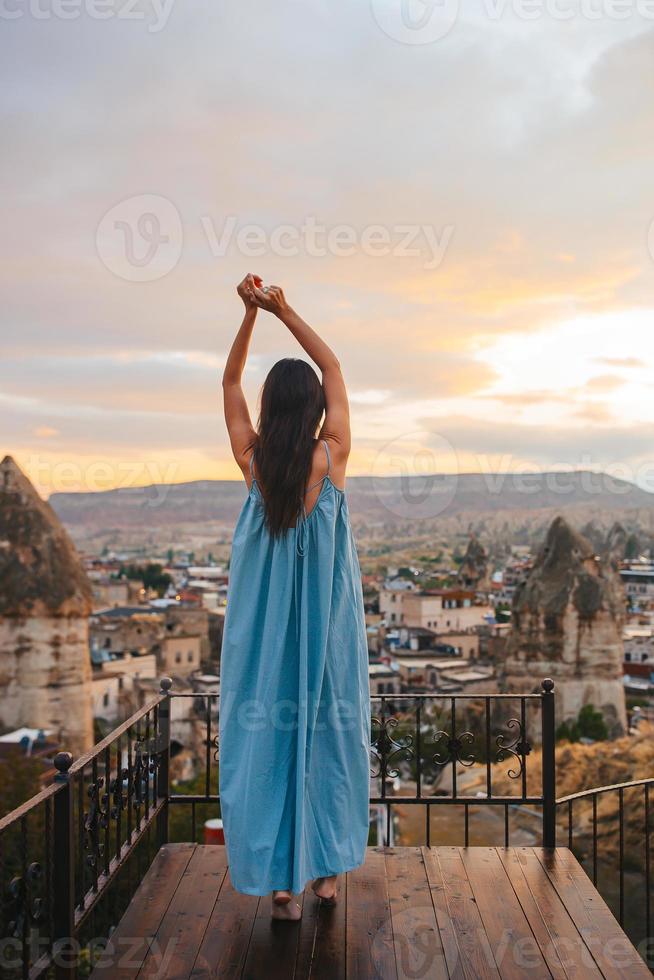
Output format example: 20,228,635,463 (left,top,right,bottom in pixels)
440,668,495,683
393,656,464,670
0,726,53,744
